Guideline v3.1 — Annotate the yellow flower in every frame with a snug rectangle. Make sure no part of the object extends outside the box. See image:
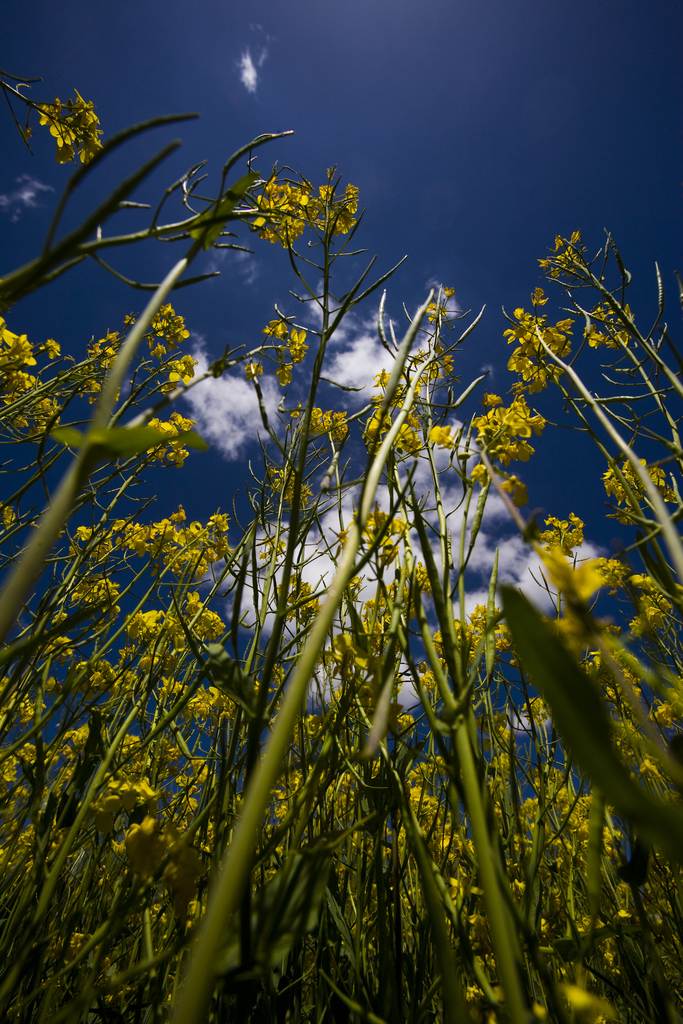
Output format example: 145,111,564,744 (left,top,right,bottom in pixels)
429,424,455,449
501,474,528,507
1,504,15,529
560,984,614,1023
163,829,203,919
640,757,663,780
62,933,91,963
0,318,36,367
396,424,421,455
541,547,603,604
245,362,263,381
470,463,489,487
125,816,165,877
262,318,289,340
276,363,293,386
43,338,61,359
288,328,308,363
